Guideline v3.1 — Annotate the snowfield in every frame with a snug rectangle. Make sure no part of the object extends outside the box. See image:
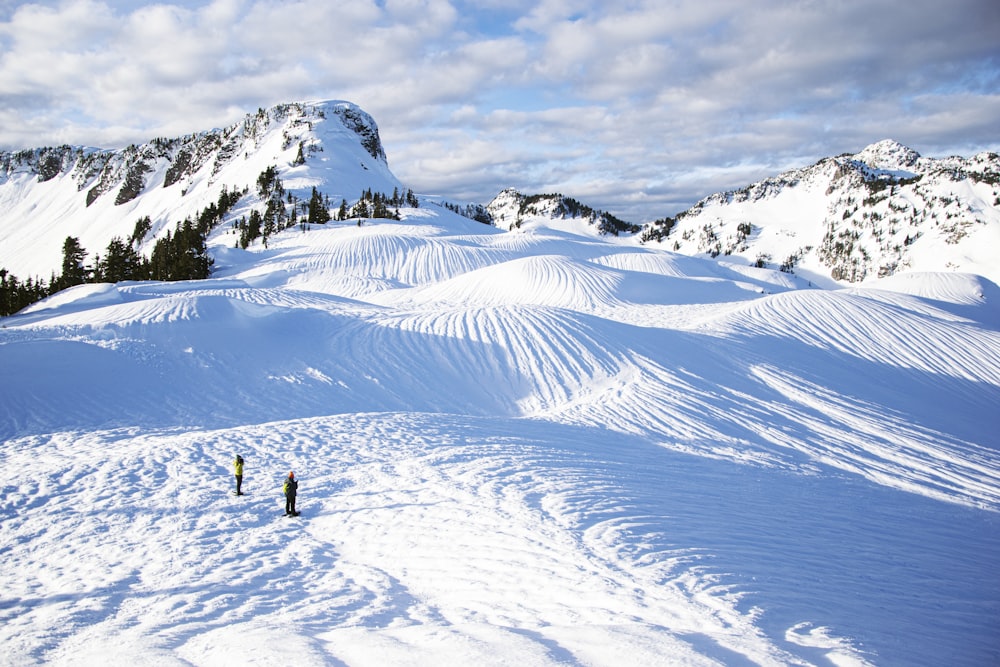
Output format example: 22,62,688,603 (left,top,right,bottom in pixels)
2,209,999,666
